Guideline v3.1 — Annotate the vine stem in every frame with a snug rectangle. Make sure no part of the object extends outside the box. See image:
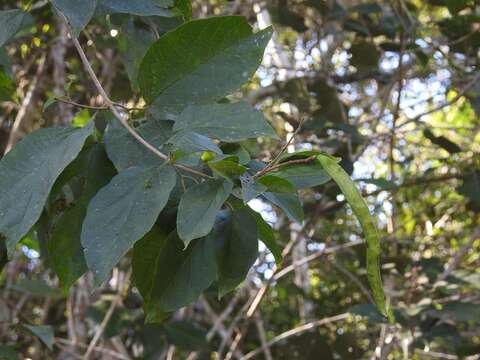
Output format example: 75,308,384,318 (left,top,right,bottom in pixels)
60,13,209,178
